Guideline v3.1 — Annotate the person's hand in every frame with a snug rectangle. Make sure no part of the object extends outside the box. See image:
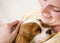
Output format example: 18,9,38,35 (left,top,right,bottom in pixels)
0,20,21,43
